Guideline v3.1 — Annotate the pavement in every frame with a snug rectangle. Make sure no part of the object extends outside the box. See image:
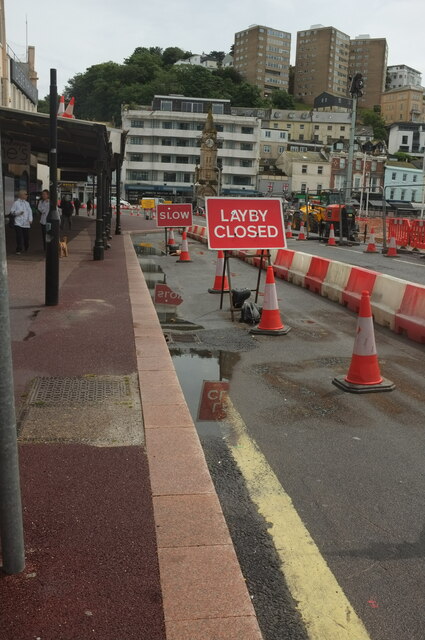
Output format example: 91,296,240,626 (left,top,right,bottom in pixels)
1,212,263,640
